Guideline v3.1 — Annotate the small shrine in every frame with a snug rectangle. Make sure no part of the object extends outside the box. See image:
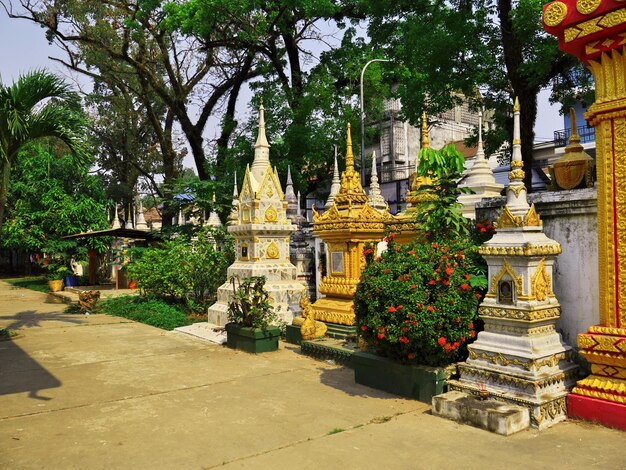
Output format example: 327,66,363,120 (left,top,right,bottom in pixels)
543,0,626,429
548,108,594,191
457,109,503,218
448,98,577,429
311,124,390,328
367,151,388,212
207,103,304,325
